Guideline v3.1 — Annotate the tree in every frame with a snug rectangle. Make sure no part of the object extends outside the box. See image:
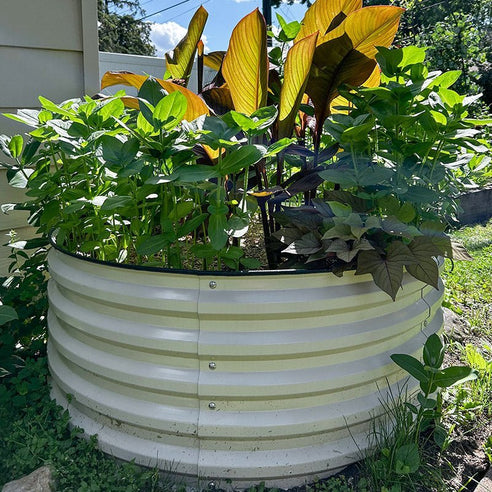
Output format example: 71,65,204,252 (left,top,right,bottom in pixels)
98,0,156,56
